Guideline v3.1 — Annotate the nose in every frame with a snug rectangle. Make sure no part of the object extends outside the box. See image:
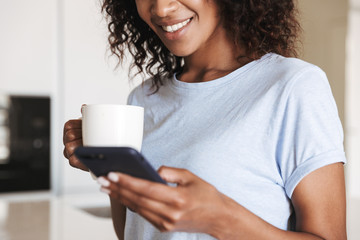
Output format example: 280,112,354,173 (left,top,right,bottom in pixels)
151,0,178,17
